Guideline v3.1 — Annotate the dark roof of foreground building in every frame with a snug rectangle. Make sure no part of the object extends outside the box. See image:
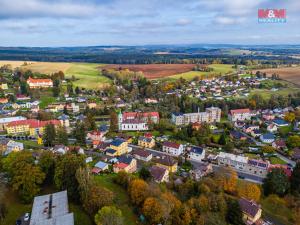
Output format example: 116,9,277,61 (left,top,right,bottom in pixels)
149,165,168,182
29,190,74,225
238,198,261,218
